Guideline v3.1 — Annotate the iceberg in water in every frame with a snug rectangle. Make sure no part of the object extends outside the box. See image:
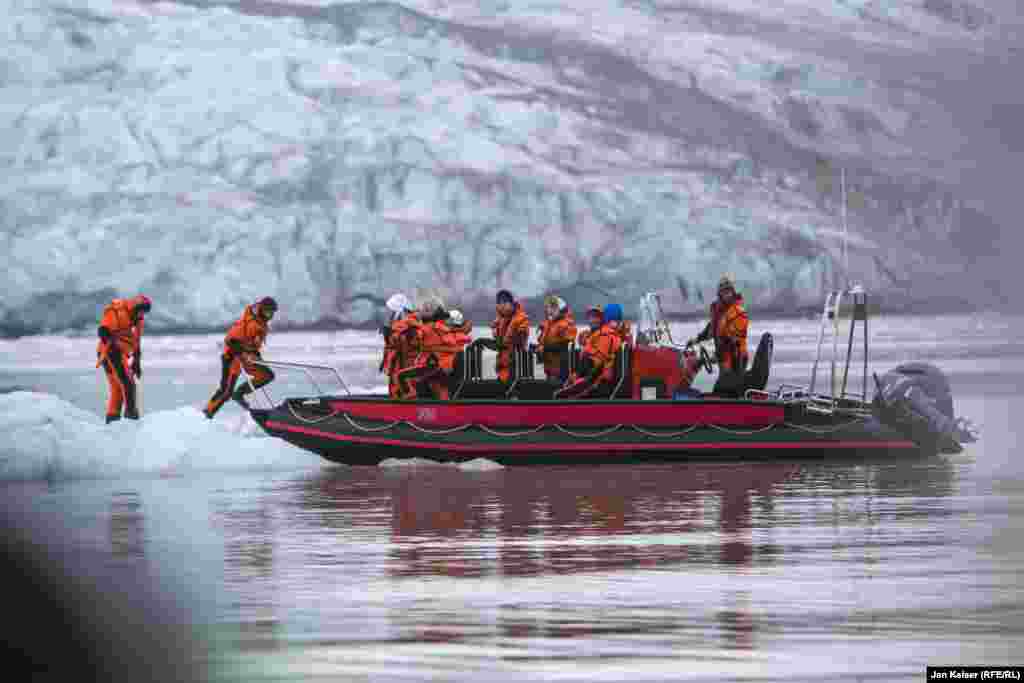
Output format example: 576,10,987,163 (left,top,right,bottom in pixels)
0,392,318,481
